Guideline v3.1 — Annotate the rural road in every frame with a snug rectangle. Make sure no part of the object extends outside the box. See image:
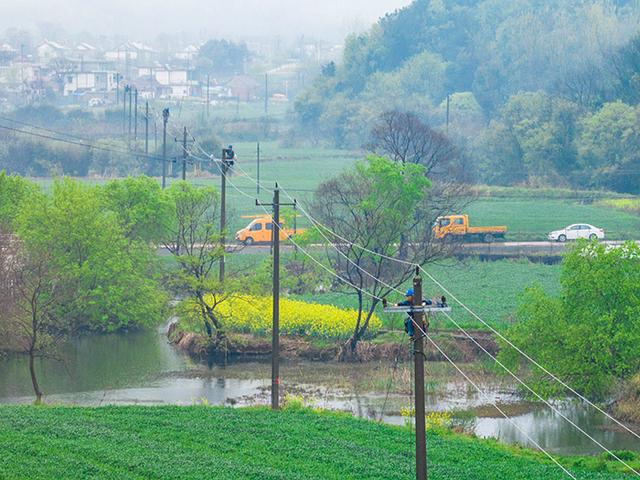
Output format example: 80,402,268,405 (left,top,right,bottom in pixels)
158,240,639,257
